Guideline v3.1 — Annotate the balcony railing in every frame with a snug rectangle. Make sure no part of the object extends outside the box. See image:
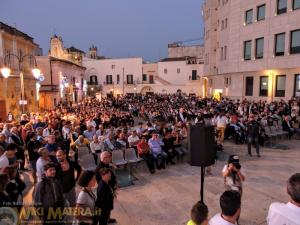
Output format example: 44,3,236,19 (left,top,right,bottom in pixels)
87,81,98,85
103,81,114,85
